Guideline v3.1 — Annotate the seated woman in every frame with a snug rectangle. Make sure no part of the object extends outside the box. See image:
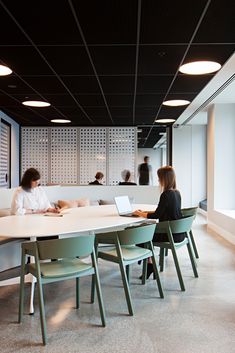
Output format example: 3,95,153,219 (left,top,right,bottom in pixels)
89,172,104,185
133,166,184,278
118,170,137,185
11,168,59,215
